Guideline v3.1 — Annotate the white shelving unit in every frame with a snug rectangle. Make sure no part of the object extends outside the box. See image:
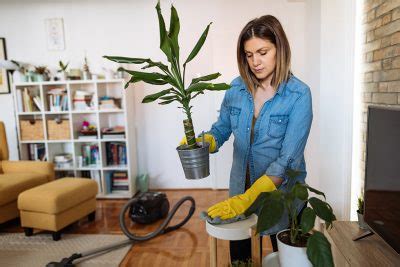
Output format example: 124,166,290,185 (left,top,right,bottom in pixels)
12,79,138,199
